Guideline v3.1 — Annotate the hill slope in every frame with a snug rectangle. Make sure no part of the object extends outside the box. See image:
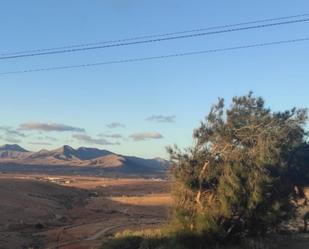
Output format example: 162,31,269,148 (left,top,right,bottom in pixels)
0,144,31,159
0,144,169,175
